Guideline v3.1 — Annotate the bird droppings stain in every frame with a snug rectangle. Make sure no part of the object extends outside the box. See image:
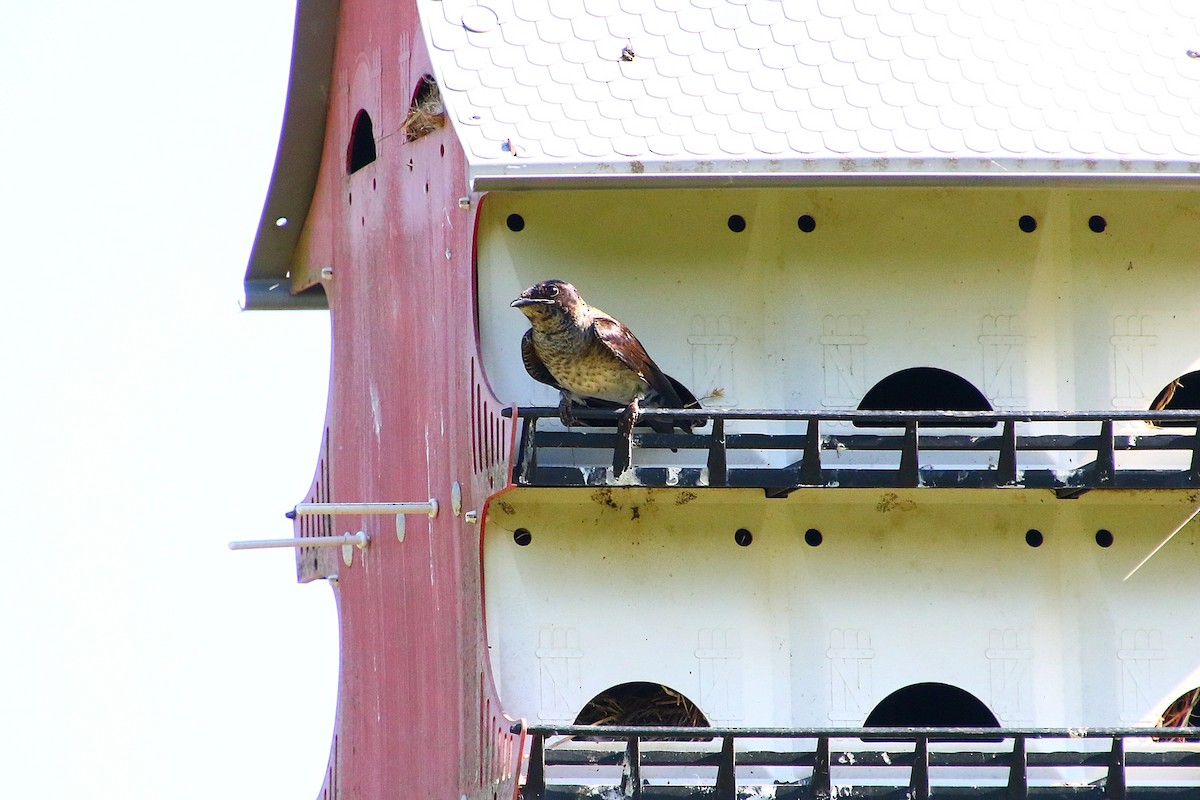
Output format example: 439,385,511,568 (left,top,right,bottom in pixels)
495,501,515,515
876,492,916,513
592,488,620,510
675,490,697,505
630,506,641,521
369,382,383,442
